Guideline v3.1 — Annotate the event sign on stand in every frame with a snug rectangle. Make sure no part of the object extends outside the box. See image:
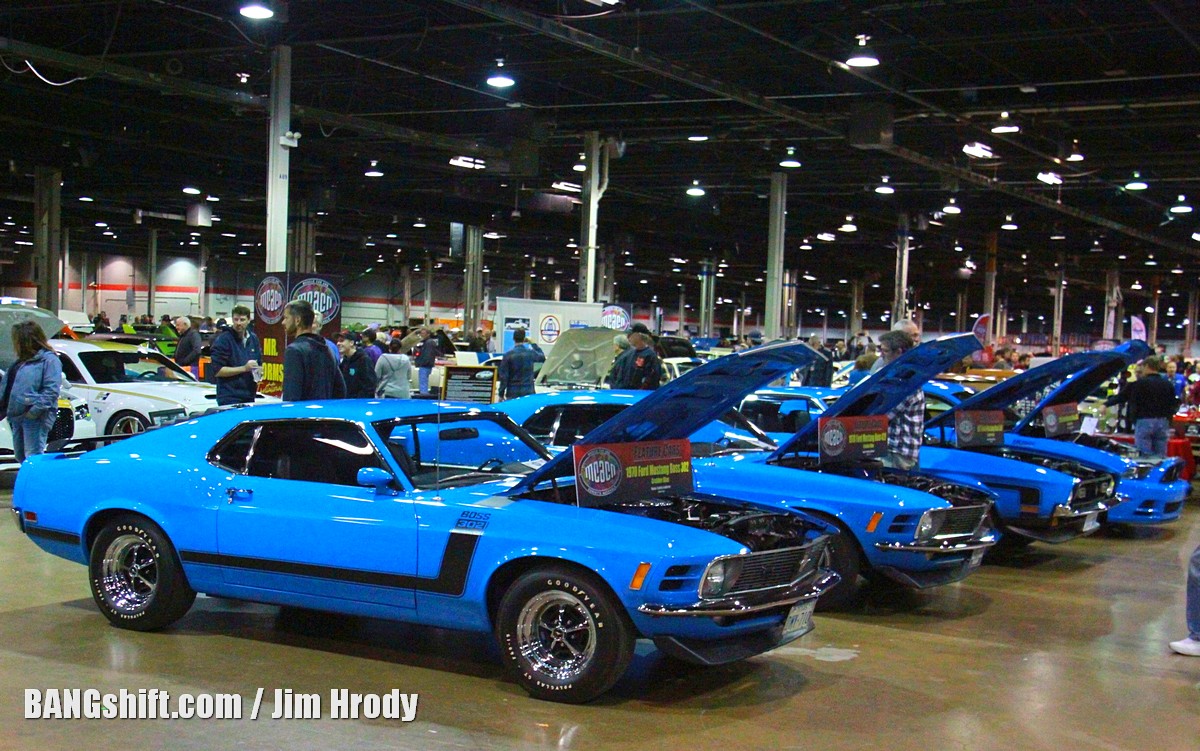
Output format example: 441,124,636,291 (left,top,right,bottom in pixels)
254,273,342,398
